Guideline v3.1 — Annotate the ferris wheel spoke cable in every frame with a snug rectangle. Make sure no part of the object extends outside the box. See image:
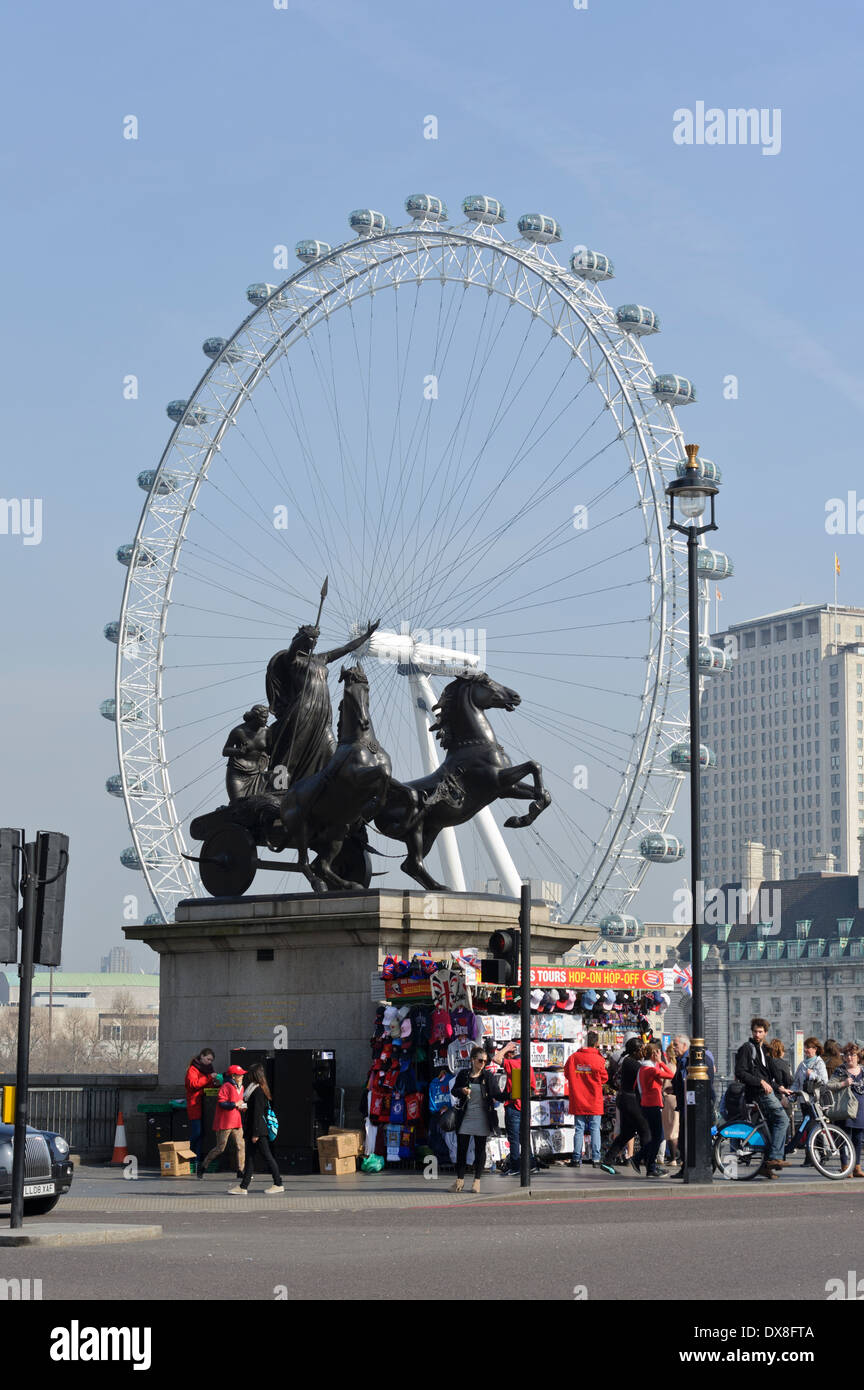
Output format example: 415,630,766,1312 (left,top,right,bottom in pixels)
465,544,645,625
286,325,377,609
407,400,617,622
435,474,635,626
222,416,357,626
405,309,549,622
378,286,510,623
414,346,585,617
428,435,630,624
389,290,520,618
203,443,347,607
238,394,359,627
243,360,362,621
509,705,629,775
